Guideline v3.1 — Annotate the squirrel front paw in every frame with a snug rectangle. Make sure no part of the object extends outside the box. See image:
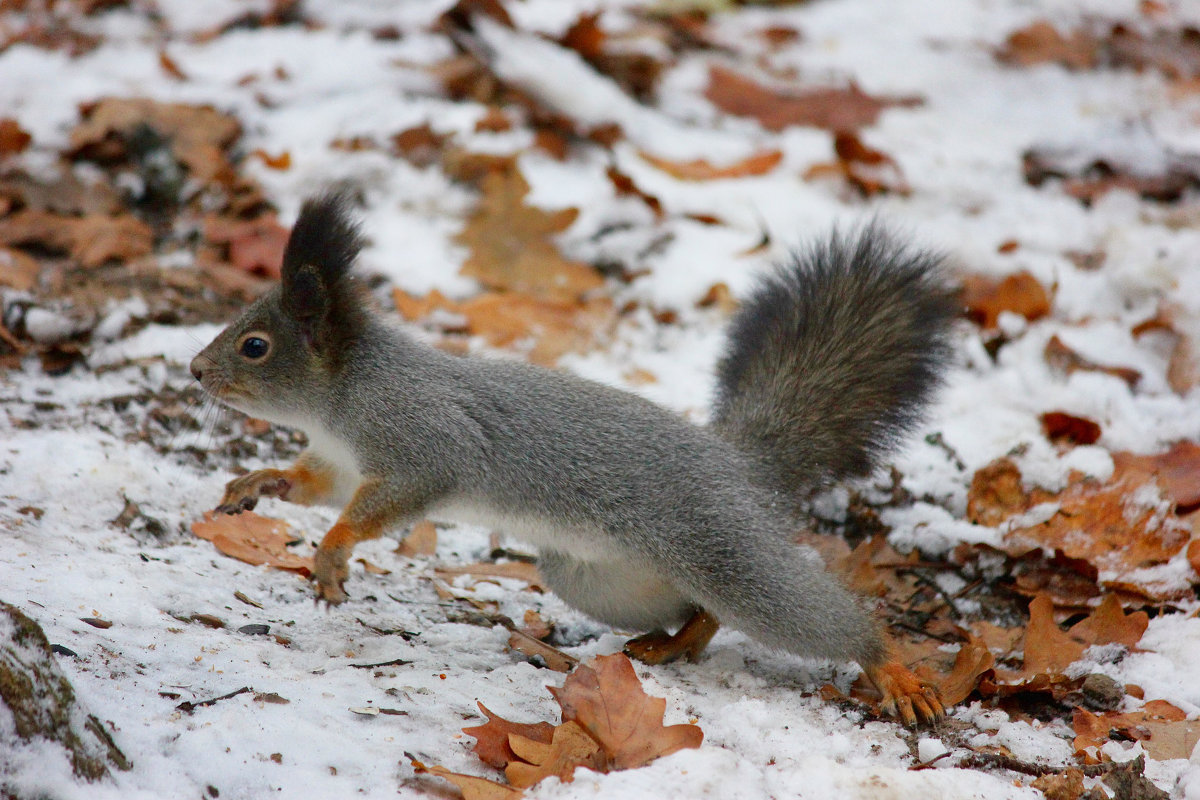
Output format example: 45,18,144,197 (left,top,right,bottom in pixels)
216,470,292,515
312,544,350,605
